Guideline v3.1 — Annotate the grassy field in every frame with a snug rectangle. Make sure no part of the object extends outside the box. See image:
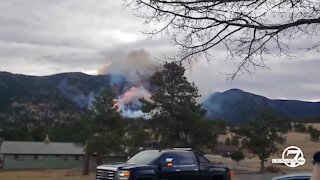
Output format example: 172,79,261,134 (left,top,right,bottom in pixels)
216,124,320,173
0,169,95,180
219,123,320,159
